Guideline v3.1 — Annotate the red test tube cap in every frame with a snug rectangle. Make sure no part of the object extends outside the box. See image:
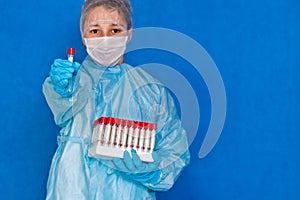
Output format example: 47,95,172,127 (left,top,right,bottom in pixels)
115,118,121,126
143,122,150,129
127,120,134,127
141,122,147,129
137,121,144,128
104,117,110,125
121,119,127,127
149,123,157,130
68,47,75,55
99,117,105,123
110,118,116,125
